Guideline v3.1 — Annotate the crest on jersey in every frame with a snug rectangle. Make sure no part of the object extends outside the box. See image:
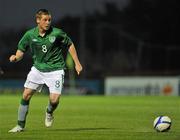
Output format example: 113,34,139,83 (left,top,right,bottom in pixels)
49,36,56,43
